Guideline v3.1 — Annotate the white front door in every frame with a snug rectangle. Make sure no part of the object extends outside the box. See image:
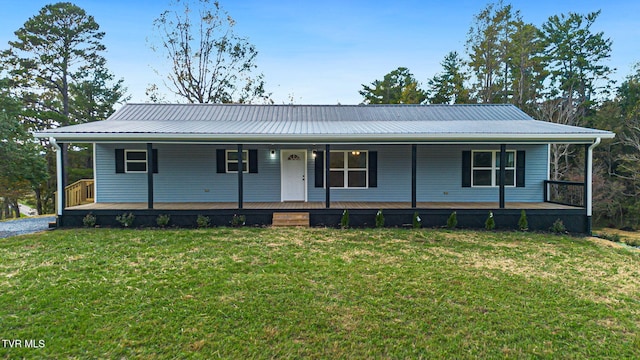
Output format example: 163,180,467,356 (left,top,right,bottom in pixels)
281,150,306,201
